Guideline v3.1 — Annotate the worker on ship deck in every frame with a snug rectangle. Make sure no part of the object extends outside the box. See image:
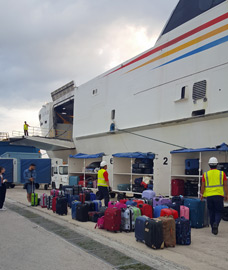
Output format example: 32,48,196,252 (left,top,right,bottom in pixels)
200,157,228,235
97,161,110,207
24,121,30,136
